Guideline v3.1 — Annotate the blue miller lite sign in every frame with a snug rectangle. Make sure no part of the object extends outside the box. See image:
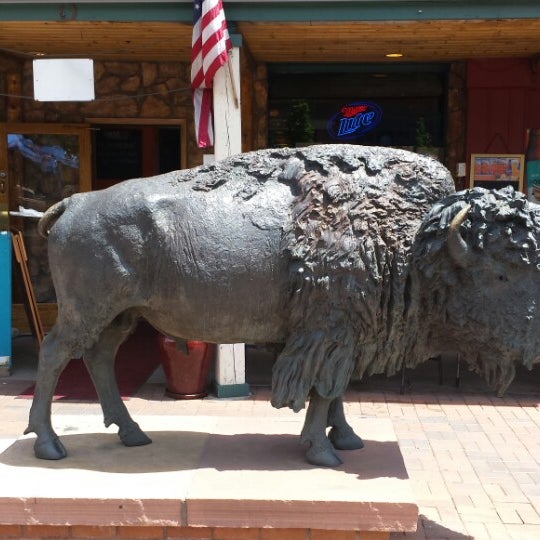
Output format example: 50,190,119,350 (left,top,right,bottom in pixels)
327,101,382,140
